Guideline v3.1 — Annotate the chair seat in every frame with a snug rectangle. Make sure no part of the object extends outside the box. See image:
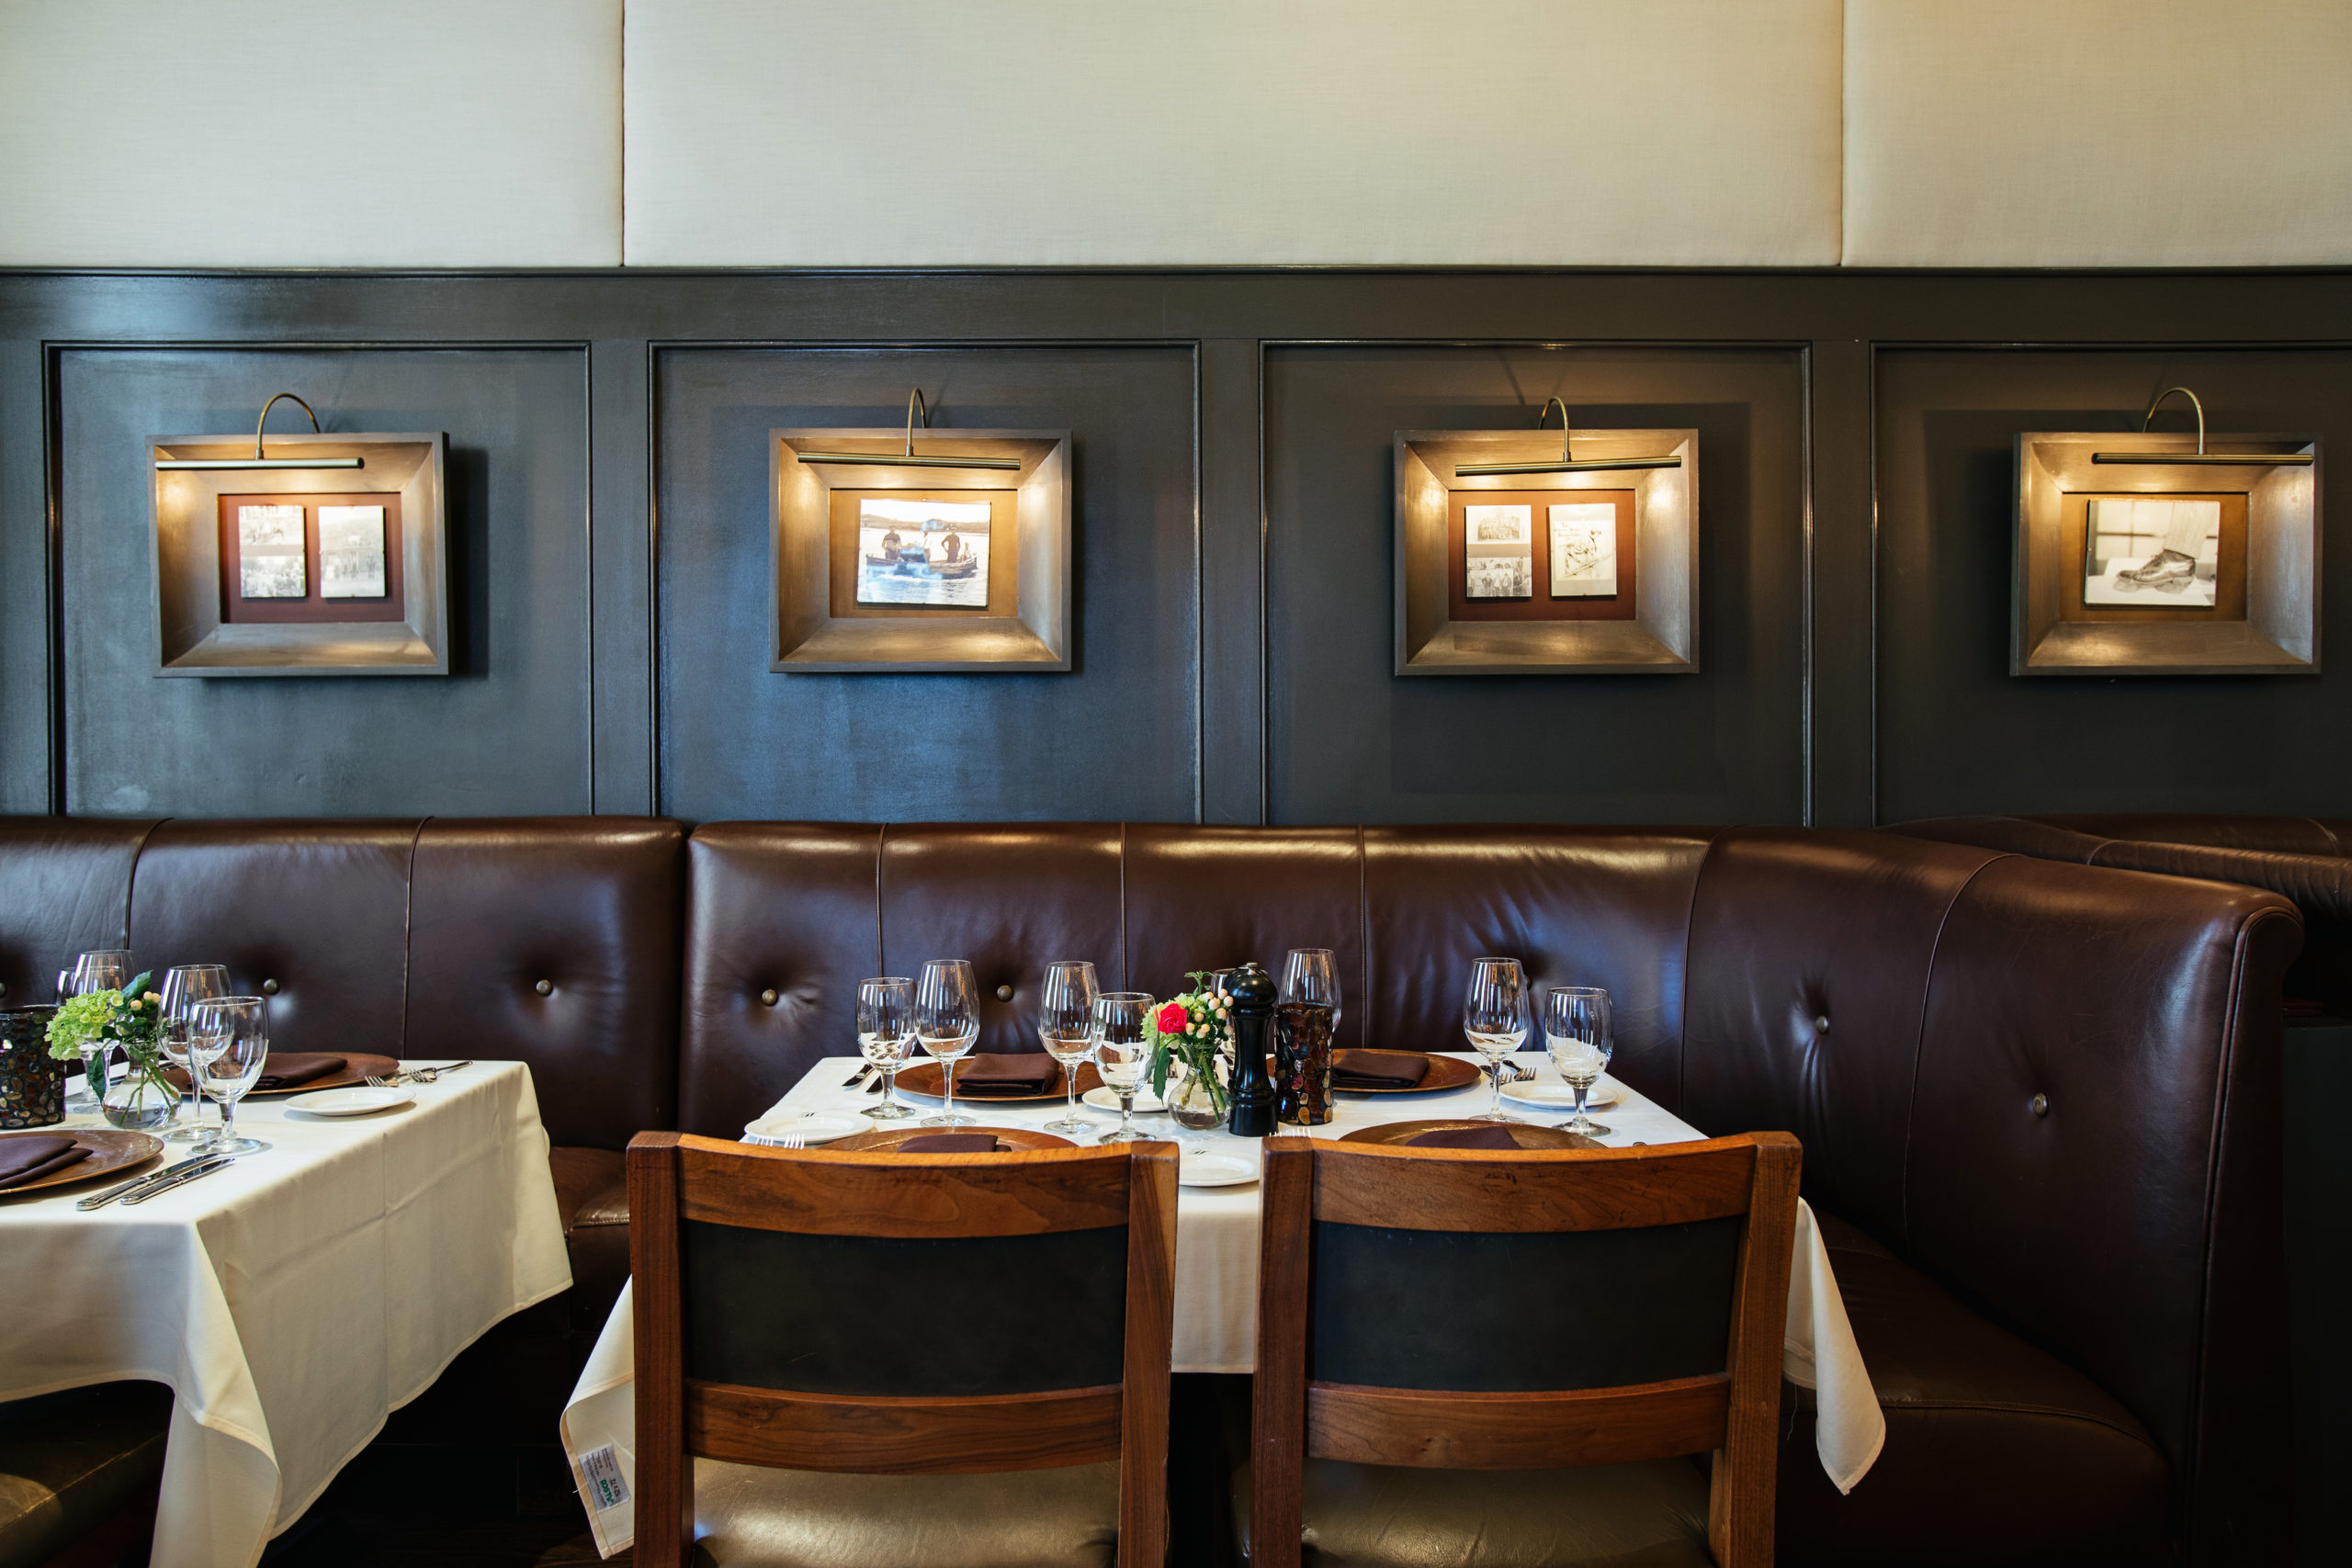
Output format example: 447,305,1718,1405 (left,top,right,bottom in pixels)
1776,1213,2169,1566
0,1381,172,1568
1230,1455,1713,1568
690,1457,1119,1568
